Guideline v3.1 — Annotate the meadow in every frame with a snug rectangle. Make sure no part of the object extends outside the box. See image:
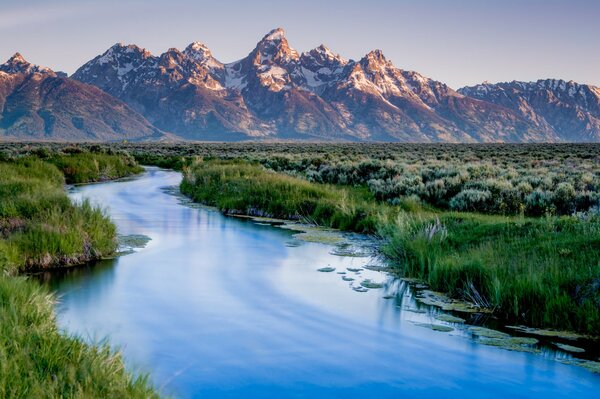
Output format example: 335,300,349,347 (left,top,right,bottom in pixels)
0,150,156,397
